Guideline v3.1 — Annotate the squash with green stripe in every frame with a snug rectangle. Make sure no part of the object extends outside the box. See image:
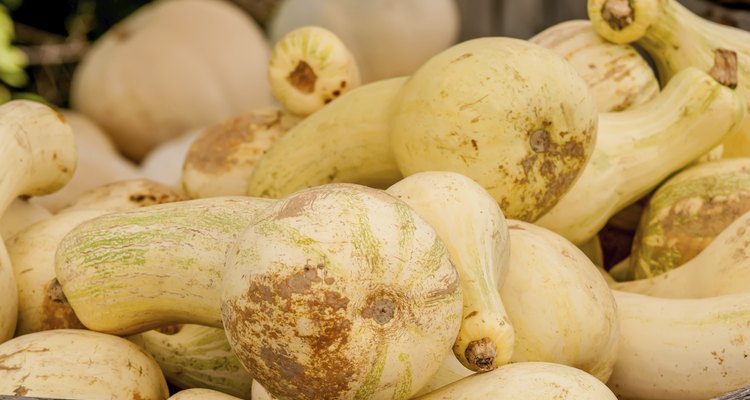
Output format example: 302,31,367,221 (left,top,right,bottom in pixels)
129,325,252,398
56,184,463,400
630,158,750,279
55,196,273,334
